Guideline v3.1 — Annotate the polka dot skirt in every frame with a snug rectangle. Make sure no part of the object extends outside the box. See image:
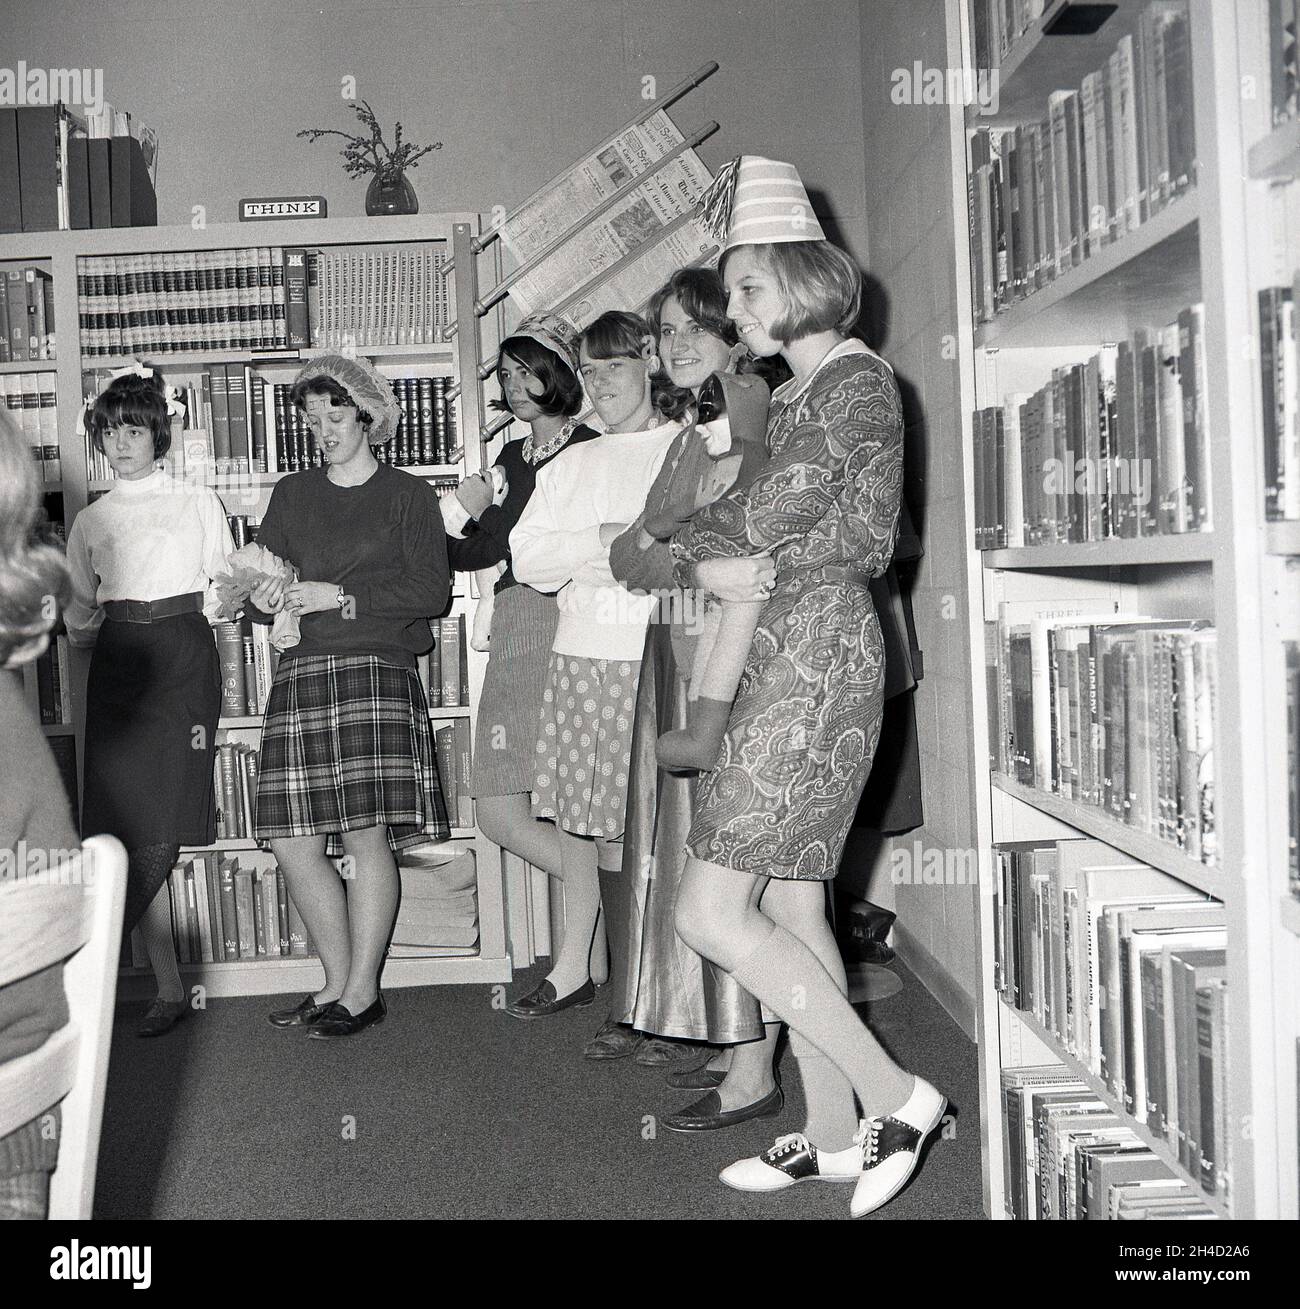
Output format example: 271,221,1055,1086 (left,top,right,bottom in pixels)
533,653,641,838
